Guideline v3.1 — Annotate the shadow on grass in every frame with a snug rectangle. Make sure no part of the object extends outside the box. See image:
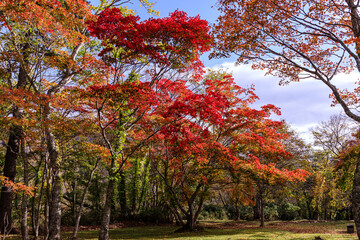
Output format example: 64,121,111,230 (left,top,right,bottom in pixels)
76,226,288,240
